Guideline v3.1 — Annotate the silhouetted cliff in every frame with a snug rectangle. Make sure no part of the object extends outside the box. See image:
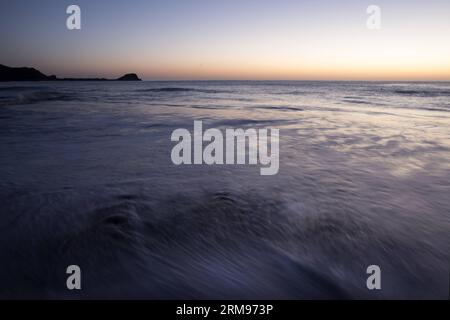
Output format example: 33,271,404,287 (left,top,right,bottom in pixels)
0,64,142,81
0,64,57,81
117,73,141,81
